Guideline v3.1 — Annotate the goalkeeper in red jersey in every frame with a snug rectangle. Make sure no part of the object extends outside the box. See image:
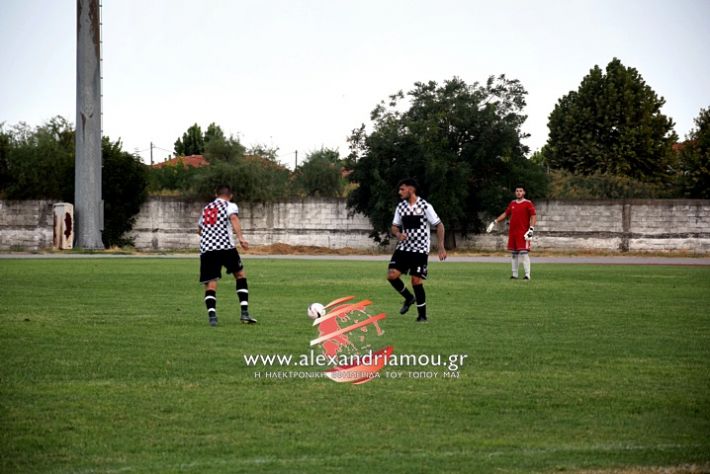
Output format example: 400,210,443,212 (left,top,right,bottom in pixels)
487,185,537,280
